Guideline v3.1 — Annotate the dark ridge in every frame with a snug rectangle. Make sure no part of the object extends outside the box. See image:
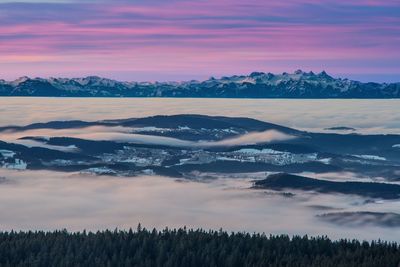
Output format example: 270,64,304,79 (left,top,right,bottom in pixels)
44,136,186,151
318,211,400,228
253,173,400,199
0,140,94,162
46,137,126,155
0,120,108,132
0,114,299,135
119,114,299,133
209,143,319,153
324,126,356,131
173,161,341,174
40,162,183,178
